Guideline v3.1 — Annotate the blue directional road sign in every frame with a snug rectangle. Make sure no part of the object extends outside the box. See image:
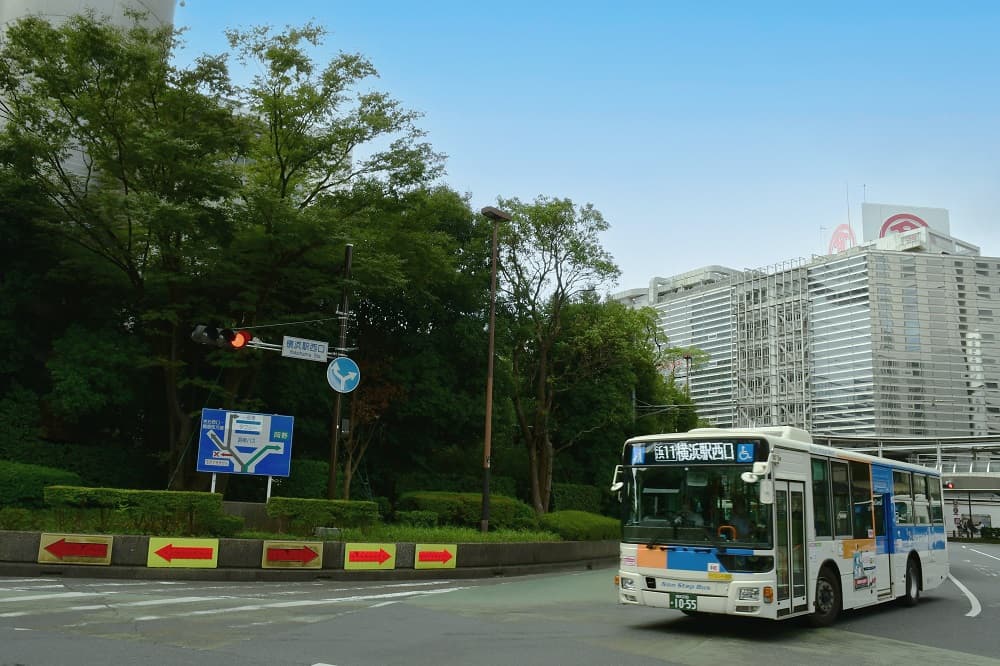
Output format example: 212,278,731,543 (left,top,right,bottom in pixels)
327,356,361,394
196,408,294,477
